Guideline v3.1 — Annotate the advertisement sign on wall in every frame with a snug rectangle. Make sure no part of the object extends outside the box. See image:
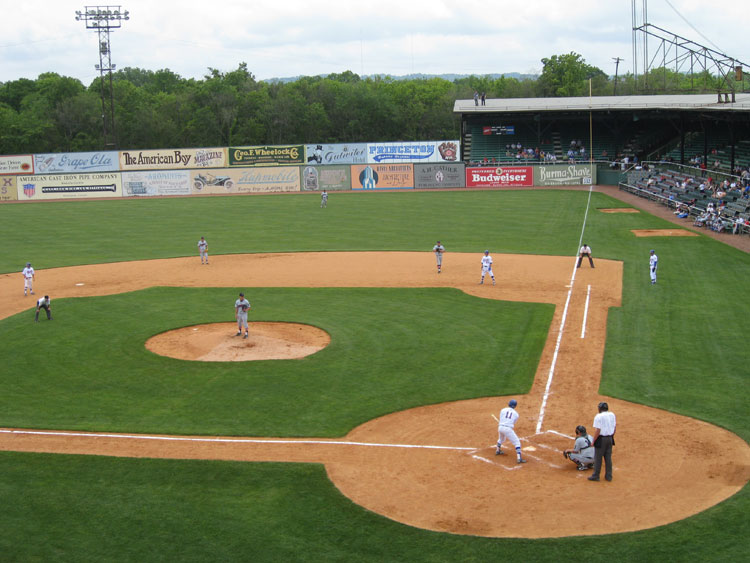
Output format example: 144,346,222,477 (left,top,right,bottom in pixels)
0,155,33,175
351,164,414,190
17,173,122,200
1,176,17,201
414,163,466,189
34,151,119,174
466,166,533,188
122,171,191,197
534,164,596,186
366,141,459,164
119,148,226,170
300,165,351,191
190,167,300,194
229,145,304,166
304,144,368,165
